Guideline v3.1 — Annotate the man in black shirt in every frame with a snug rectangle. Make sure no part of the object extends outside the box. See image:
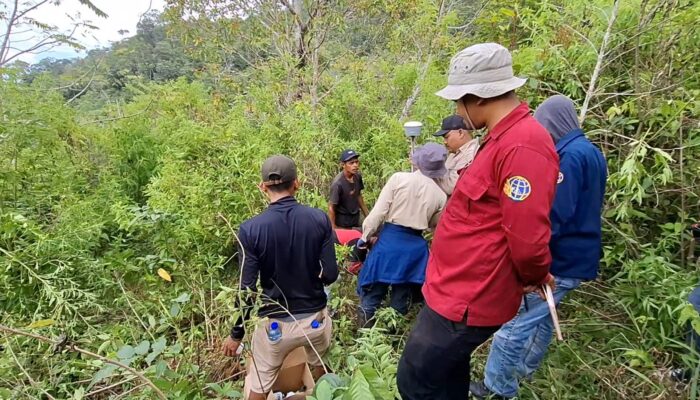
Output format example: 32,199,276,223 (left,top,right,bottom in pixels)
328,149,369,229
222,155,338,400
